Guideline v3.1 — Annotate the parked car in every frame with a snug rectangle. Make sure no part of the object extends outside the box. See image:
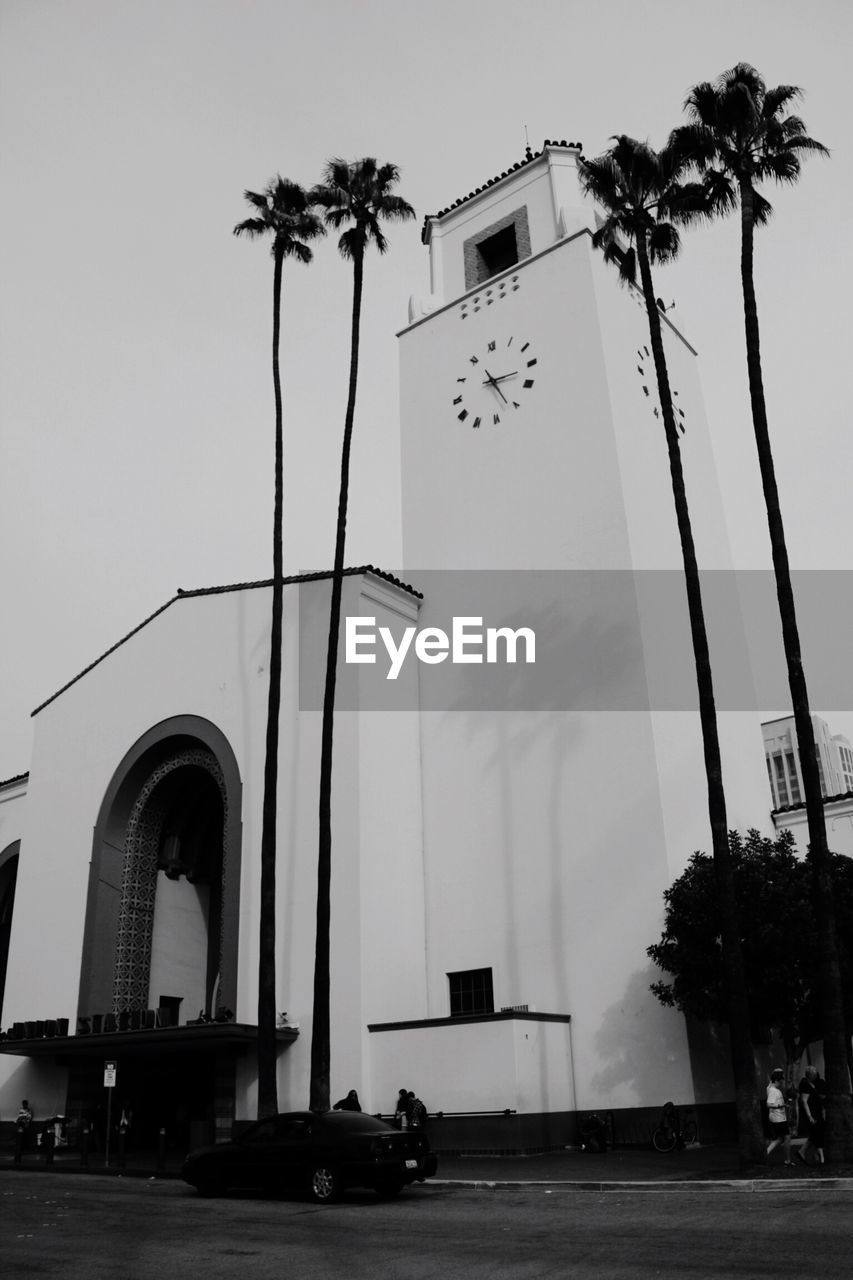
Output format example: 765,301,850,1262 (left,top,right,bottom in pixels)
181,1110,438,1203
